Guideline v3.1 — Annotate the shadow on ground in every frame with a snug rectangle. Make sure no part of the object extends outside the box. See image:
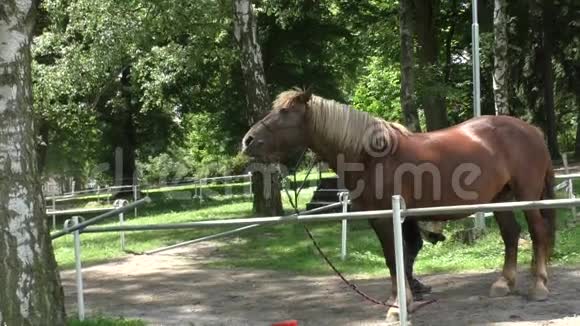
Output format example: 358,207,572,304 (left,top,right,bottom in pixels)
60,243,580,326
